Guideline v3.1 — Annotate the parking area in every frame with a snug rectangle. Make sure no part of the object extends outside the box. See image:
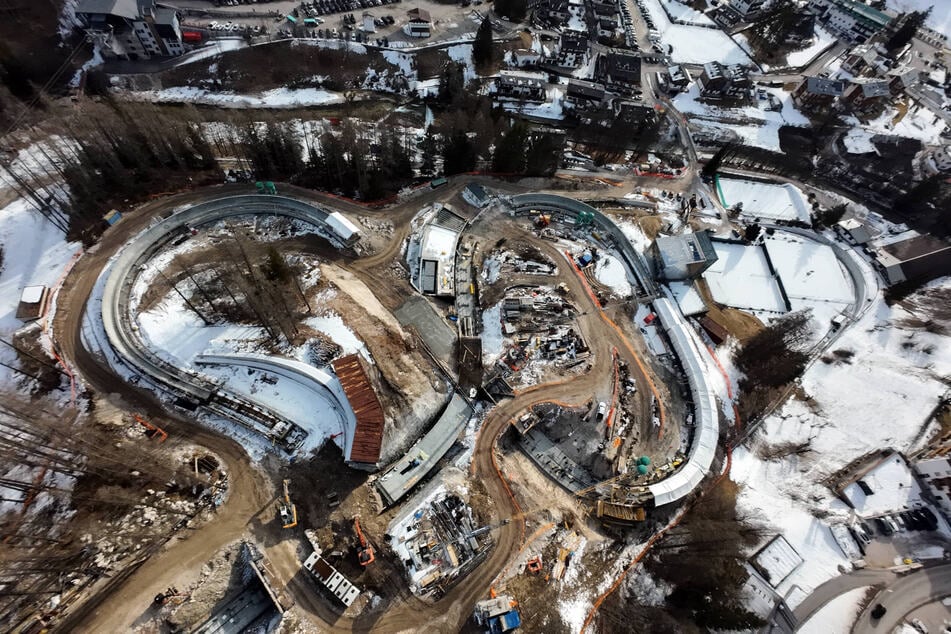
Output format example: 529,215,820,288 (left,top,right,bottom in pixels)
174,0,489,46
851,508,949,567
